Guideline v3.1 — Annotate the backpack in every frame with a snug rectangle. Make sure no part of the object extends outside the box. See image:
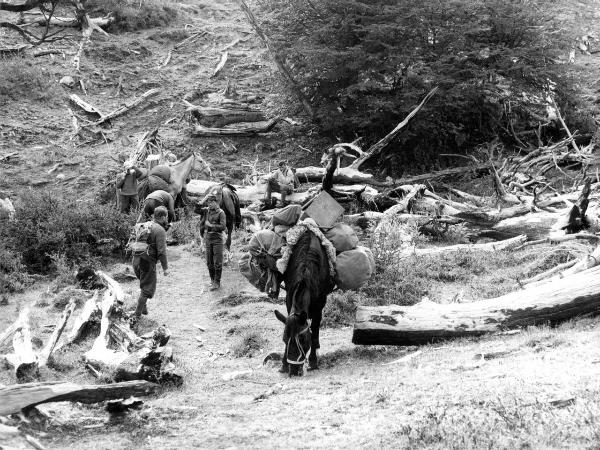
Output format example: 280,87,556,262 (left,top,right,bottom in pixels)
126,221,154,256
